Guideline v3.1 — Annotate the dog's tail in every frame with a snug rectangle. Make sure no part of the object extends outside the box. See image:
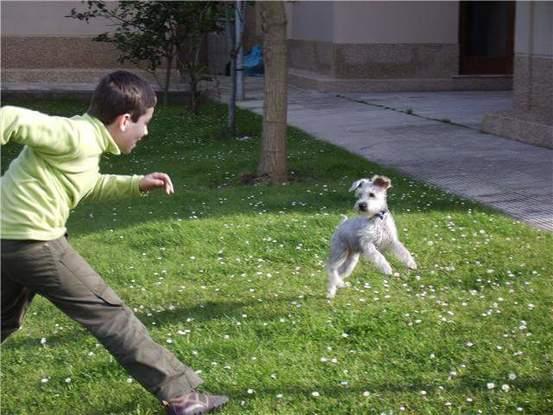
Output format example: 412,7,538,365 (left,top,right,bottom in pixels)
339,214,348,224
